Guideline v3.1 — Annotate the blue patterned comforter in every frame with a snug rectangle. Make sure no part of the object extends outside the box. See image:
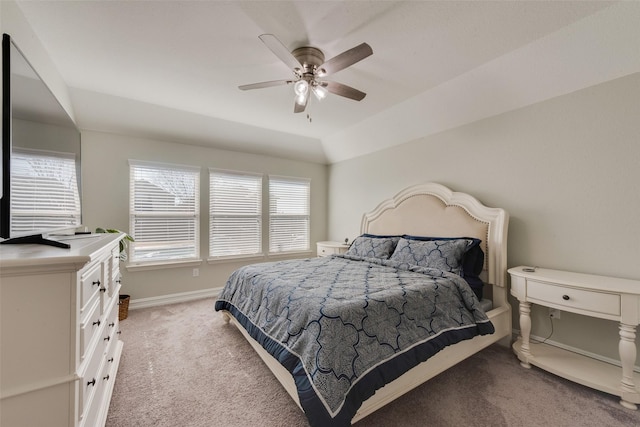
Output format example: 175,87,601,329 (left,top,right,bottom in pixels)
214,254,494,427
